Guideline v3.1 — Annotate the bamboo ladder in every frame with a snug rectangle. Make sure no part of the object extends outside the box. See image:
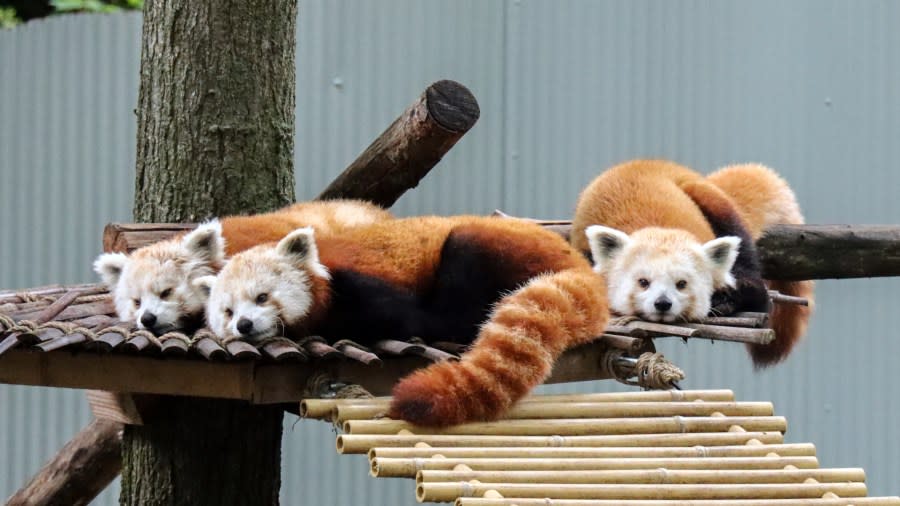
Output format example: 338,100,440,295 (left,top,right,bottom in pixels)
302,390,900,505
